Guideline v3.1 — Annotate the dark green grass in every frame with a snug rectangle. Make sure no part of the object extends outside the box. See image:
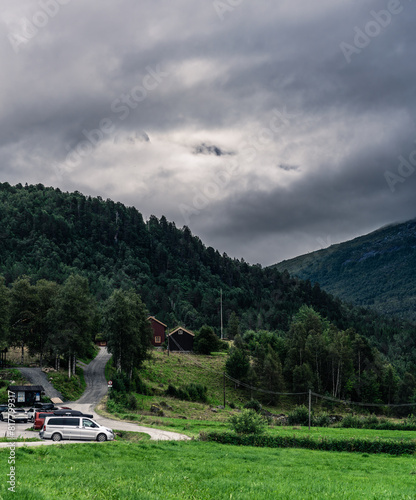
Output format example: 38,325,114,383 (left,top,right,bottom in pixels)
1,441,415,499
